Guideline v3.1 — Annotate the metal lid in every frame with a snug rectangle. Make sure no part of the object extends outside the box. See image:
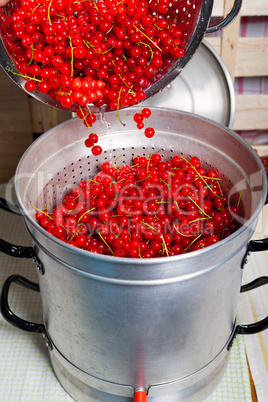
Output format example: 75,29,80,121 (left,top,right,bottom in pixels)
143,40,235,129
